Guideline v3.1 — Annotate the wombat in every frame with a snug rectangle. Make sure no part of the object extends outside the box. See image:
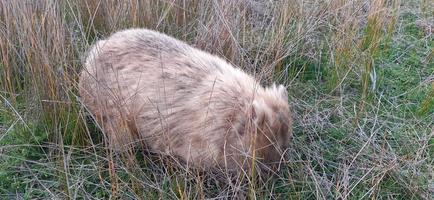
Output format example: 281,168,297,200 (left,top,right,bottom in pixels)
79,29,291,172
